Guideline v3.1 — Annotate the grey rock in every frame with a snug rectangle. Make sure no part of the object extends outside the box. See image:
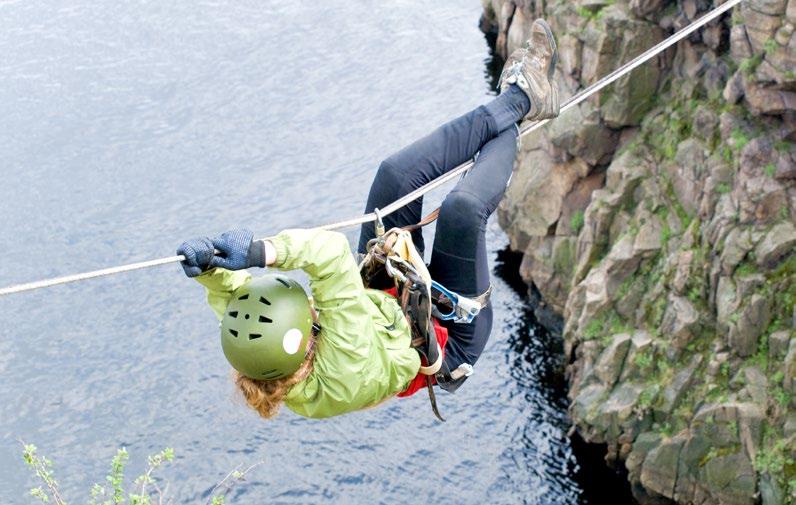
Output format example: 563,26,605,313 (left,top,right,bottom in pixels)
759,473,786,505
728,294,772,358
640,436,686,499
744,82,796,115
594,333,633,387
672,250,695,295
786,338,796,394
701,450,757,505
692,105,720,141
661,295,701,350
716,276,738,327
738,366,769,405
720,227,754,275
548,101,619,165
730,25,754,60
769,330,792,358
754,221,796,267
749,0,787,16
660,354,702,414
